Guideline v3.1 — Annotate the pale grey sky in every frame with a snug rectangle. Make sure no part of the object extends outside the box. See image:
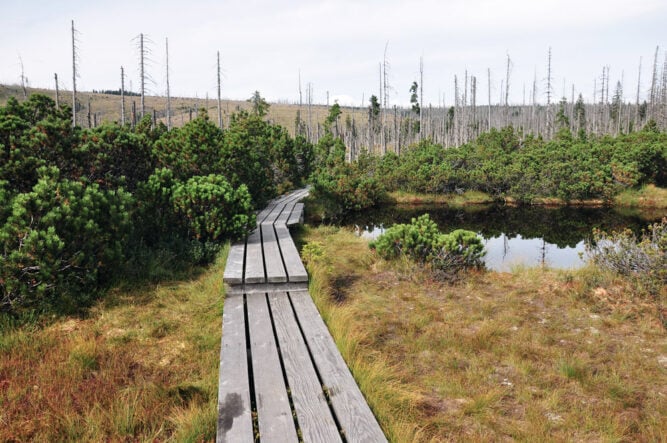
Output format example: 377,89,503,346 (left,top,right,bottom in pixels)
1,0,665,106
